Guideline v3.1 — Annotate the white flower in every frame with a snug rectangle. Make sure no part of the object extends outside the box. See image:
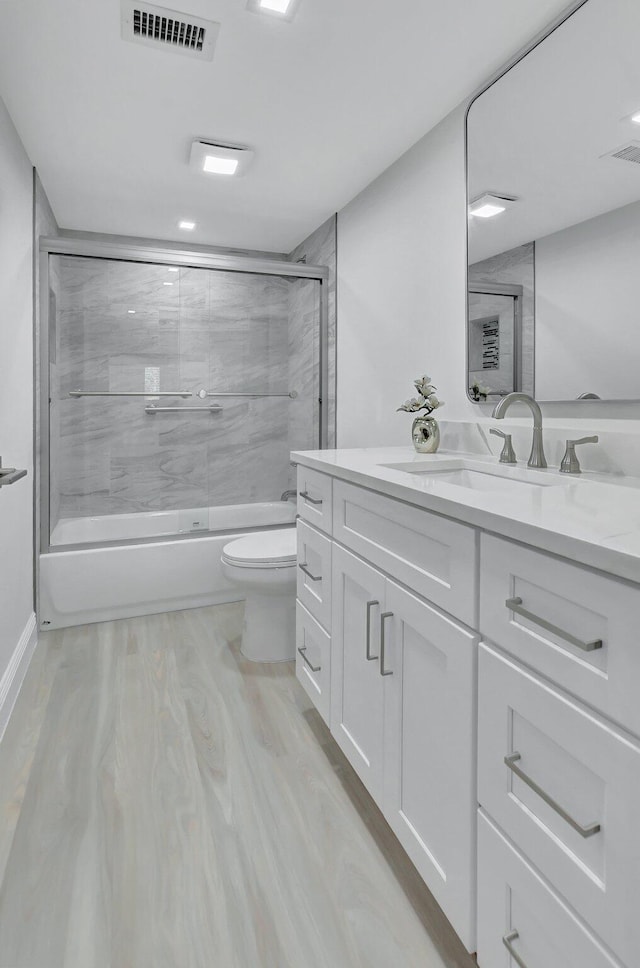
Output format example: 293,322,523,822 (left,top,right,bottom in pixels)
414,375,434,397
427,394,440,408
